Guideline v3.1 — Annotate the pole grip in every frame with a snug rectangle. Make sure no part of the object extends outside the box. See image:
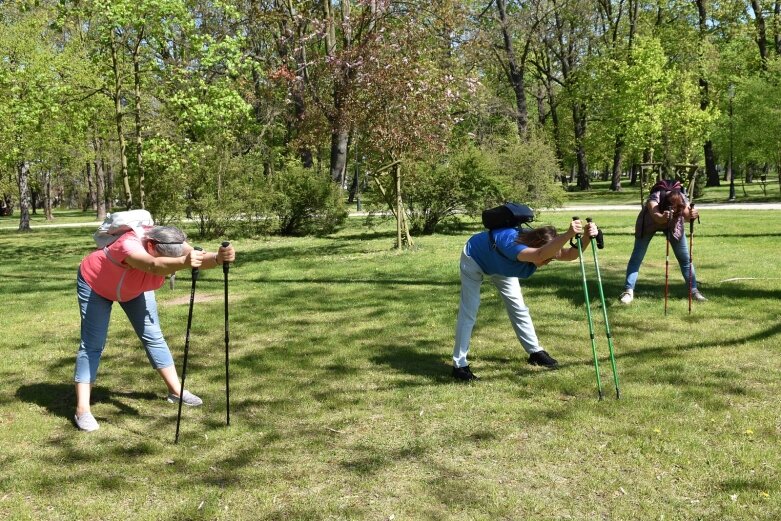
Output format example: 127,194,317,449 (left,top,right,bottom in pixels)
193,246,202,279
585,217,605,249
221,241,230,274
570,216,580,247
